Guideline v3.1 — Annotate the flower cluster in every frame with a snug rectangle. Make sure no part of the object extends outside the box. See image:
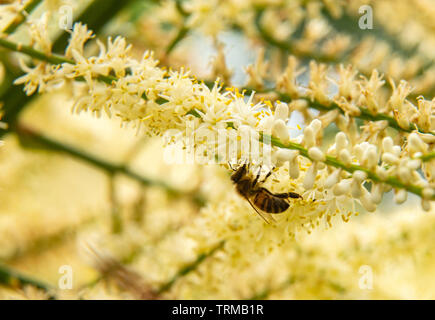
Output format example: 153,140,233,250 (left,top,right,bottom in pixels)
259,57,435,211
78,179,435,299
145,0,435,98
0,0,26,31
11,22,359,234
0,1,435,300
11,19,435,221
